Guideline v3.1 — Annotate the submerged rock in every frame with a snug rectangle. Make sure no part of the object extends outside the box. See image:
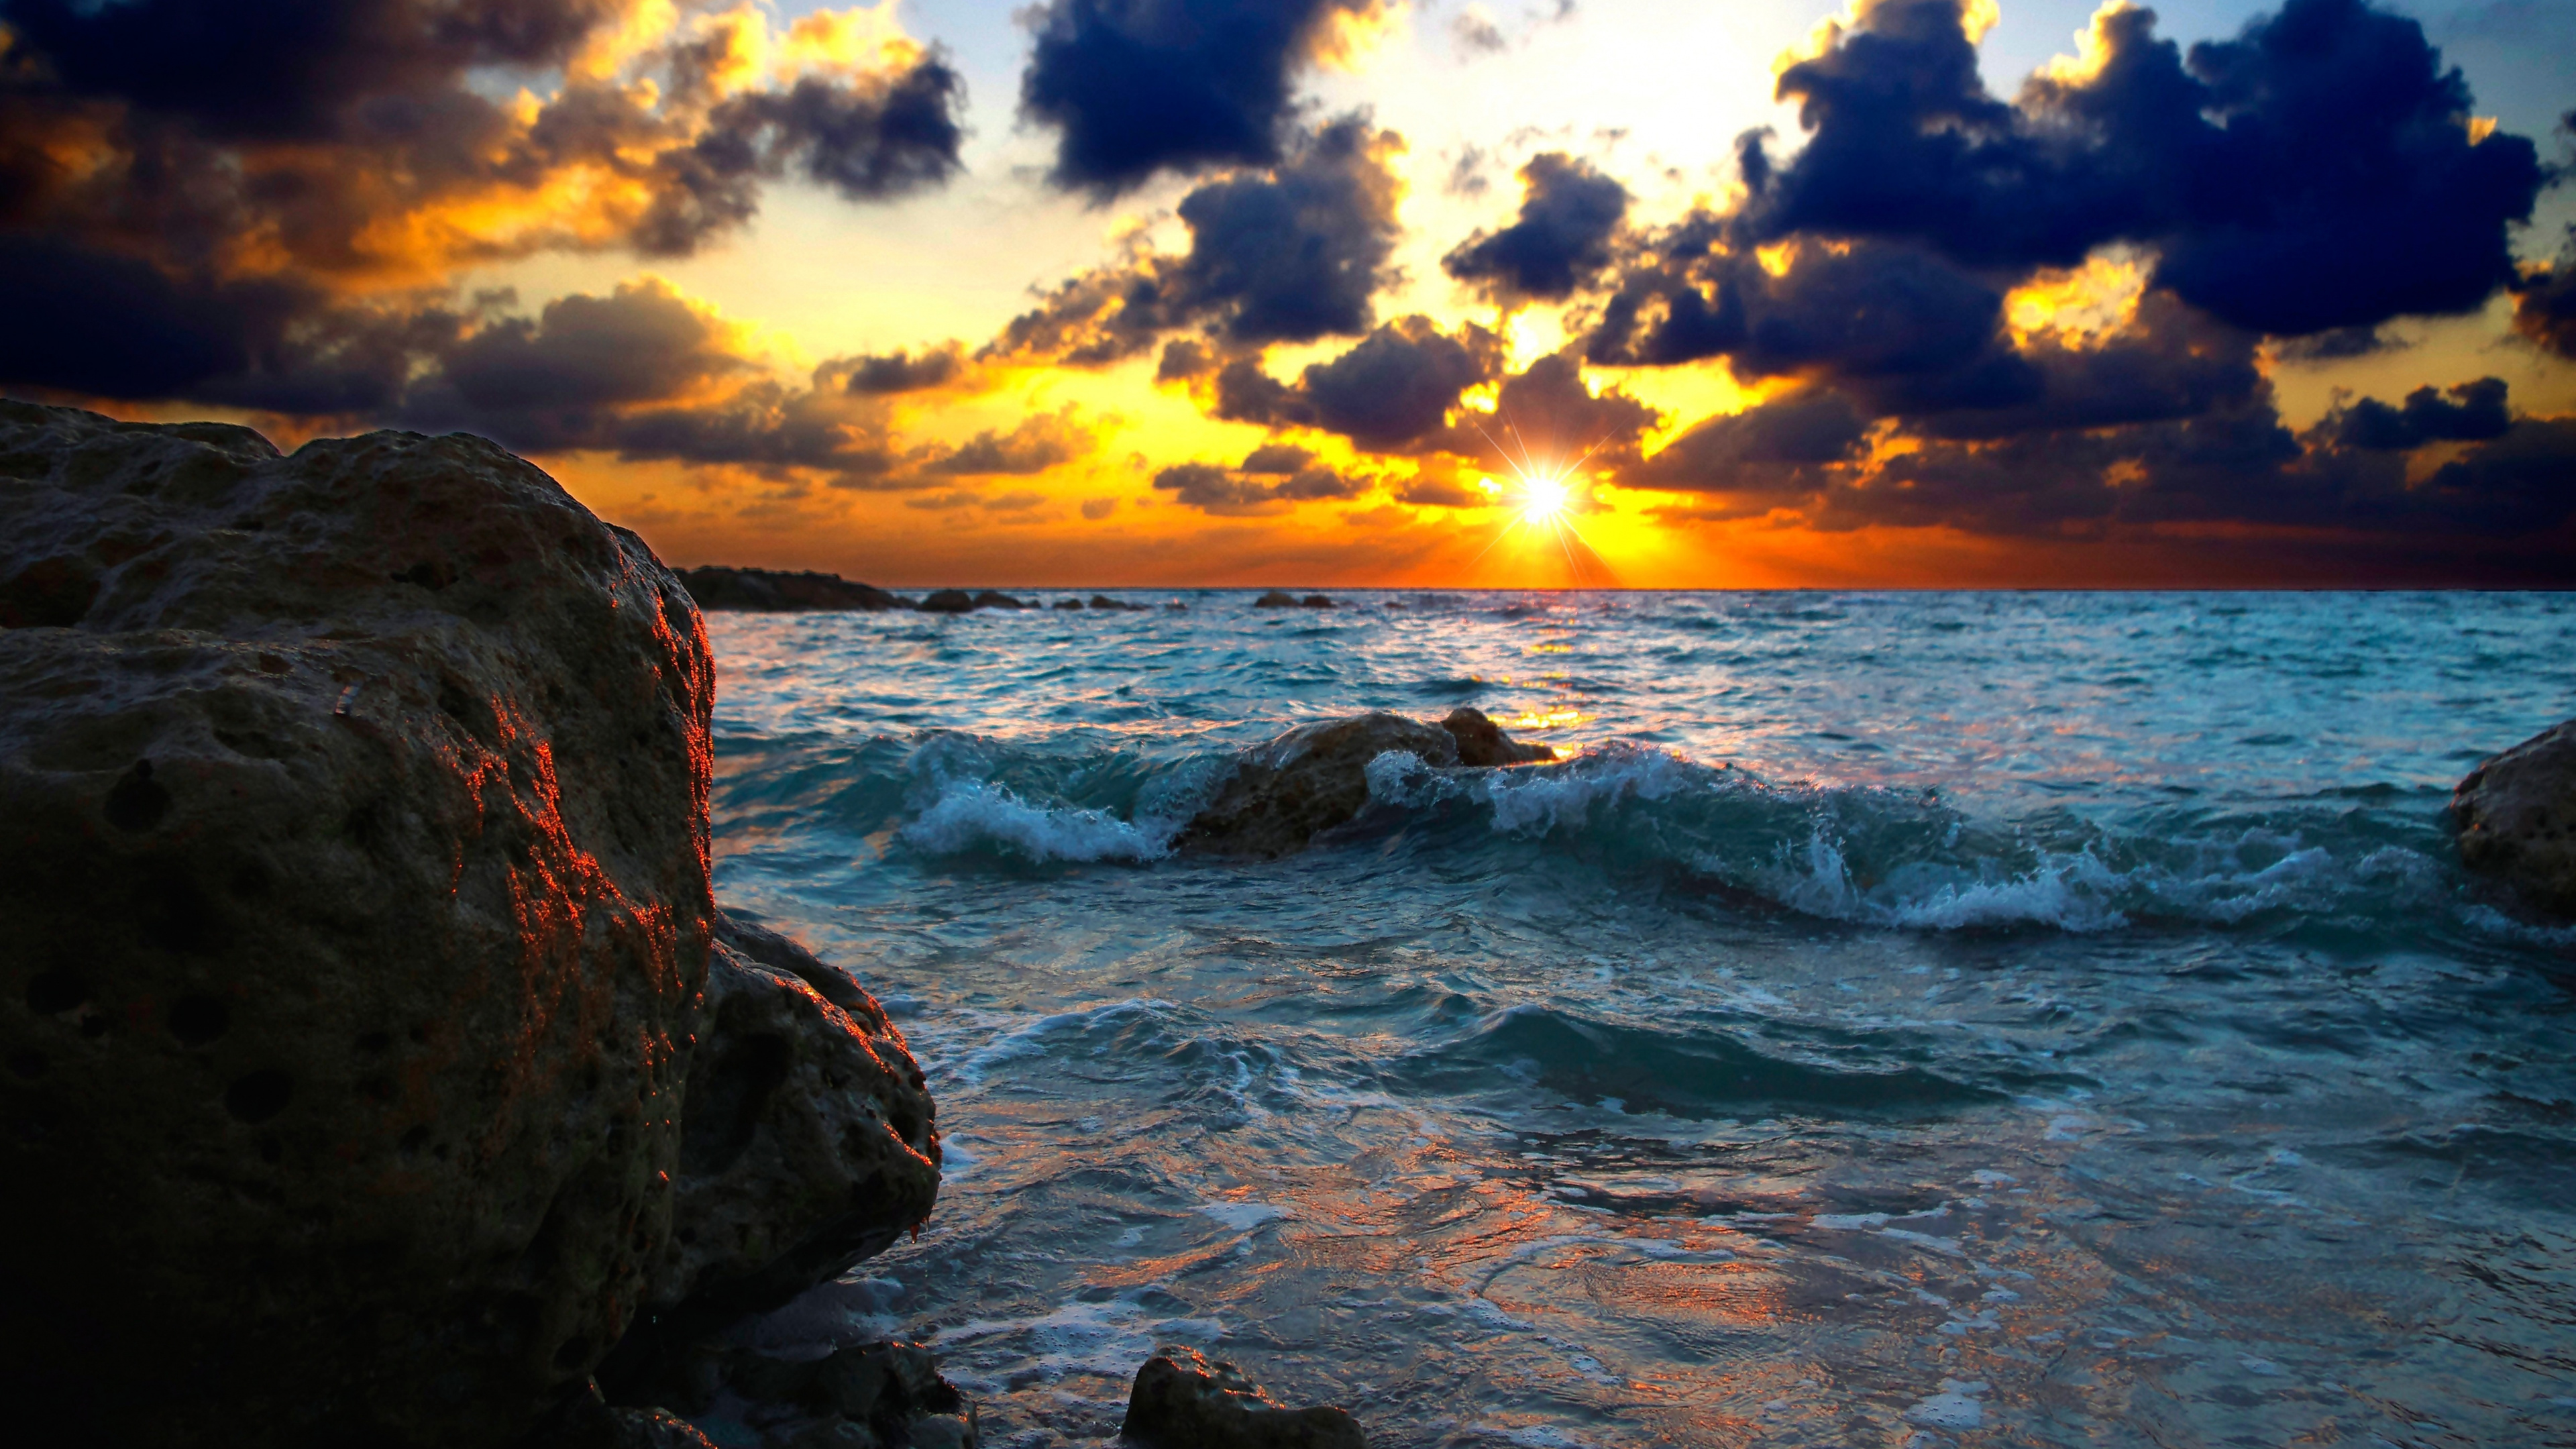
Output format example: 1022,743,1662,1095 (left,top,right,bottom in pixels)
1122,1348,1365,1449
2455,718,2576,918
0,401,714,1446
1179,712,1458,859
1053,598,1086,610
1440,706,1556,766
603,914,941,1388
1089,594,1148,611
680,567,904,612
1177,708,1558,859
